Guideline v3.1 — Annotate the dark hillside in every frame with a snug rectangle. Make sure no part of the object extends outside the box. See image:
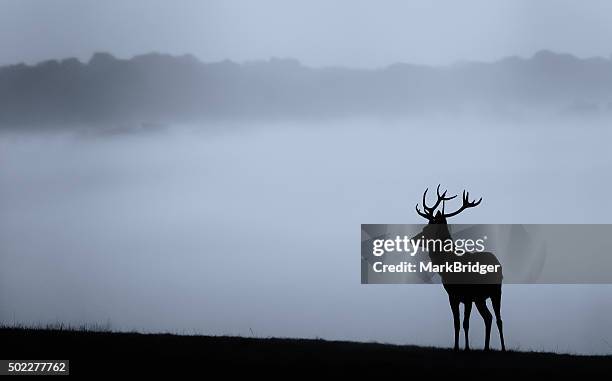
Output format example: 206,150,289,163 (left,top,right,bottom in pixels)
0,328,610,375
